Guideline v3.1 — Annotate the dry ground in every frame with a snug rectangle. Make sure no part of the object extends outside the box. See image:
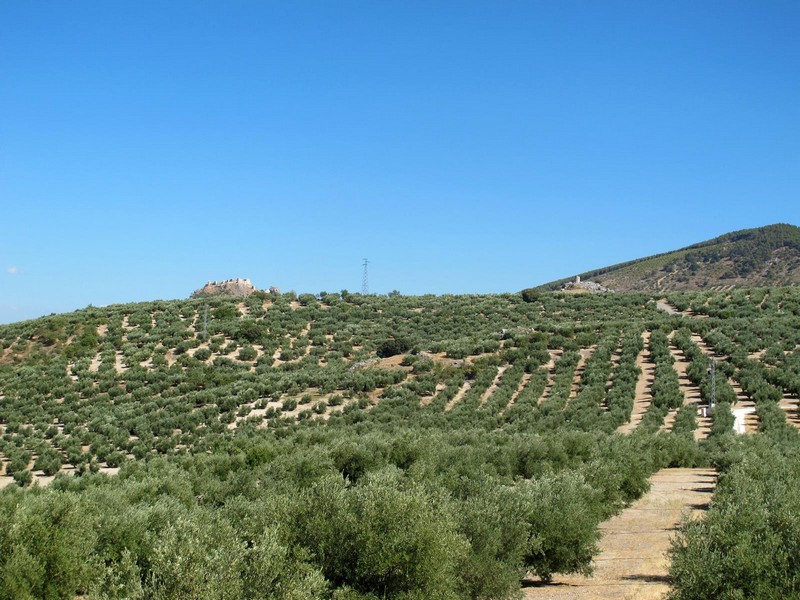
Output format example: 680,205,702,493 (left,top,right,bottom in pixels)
522,467,716,600
617,331,653,434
